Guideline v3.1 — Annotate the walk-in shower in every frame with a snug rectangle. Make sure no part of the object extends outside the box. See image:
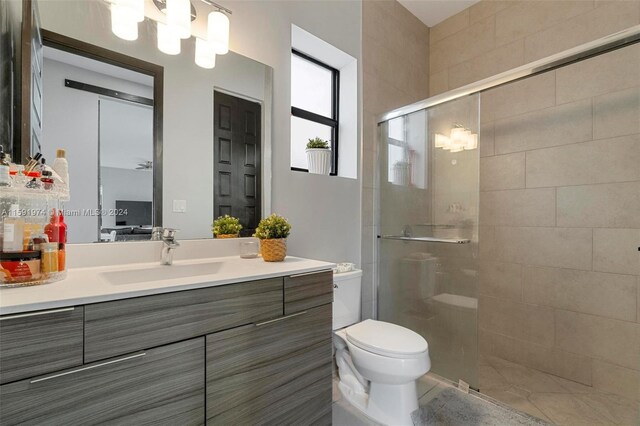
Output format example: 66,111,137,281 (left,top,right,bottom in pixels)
375,25,640,422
